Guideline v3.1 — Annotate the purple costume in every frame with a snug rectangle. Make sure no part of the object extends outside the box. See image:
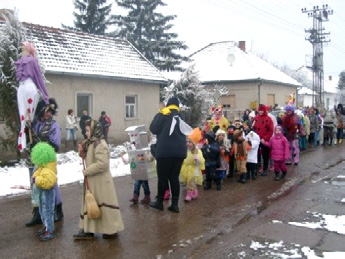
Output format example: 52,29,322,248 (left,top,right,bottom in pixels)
15,55,49,152
31,118,63,206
